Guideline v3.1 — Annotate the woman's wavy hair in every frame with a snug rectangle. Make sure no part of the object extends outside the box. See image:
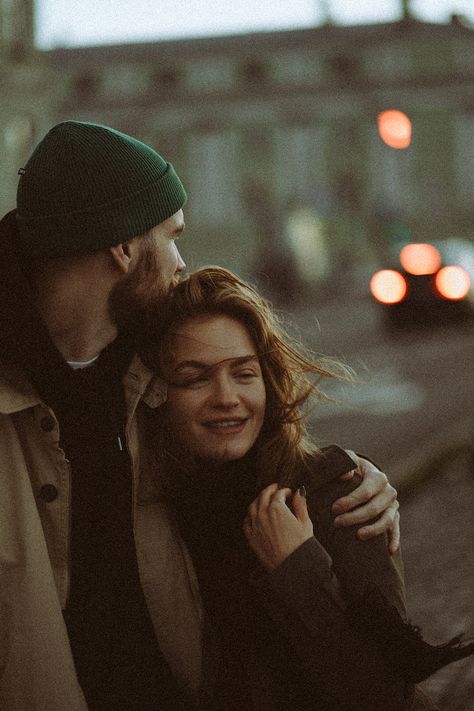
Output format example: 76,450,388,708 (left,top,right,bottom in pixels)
142,266,351,488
